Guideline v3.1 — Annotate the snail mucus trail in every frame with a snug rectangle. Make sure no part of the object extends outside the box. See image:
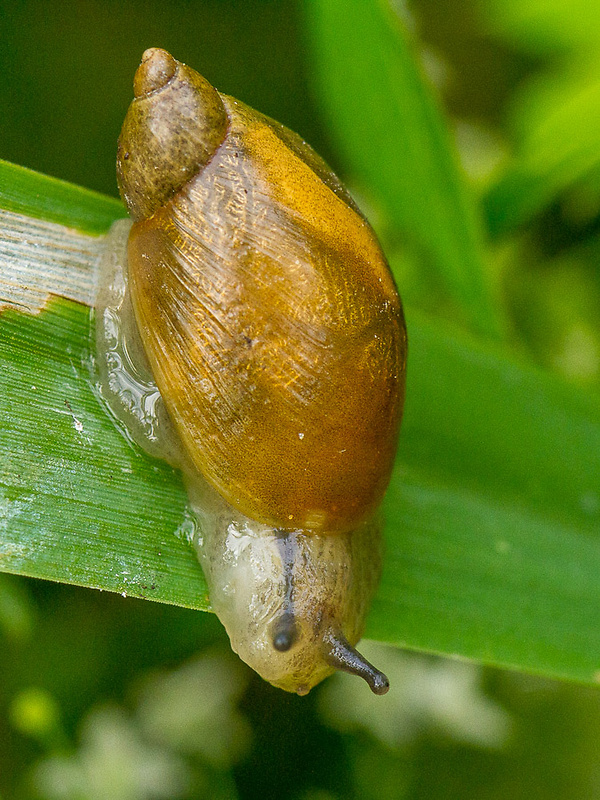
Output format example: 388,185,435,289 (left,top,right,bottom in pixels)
95,48,407,696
